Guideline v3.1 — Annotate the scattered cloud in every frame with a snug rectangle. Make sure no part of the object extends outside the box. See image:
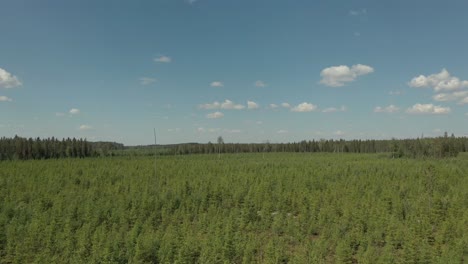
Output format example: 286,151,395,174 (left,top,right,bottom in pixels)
139,77,156,85
247,100,259,109
256,121,263,125
354,32,361,37
334,130,345,136
459,97,468,105
281,102,291,108
291,102,318,112
254,80,267,87
349,8,367,16
269,103,278,109
322,105,347,113
432,91,468,104
408,69,468,92
197,127,205,133
277,130,288,134
55,112,65,117
69,108,80,115
168,128,181,132
206,111,224,119
187,0,197,4
154,55,171,63
224,129,241,133
320,64,374,87
374,105,399,113
79,125,93,131
199,99,245,110
389,90,404,96
0,96,12,102
406,103,451,115
210,81,224,87
0,68,22,89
